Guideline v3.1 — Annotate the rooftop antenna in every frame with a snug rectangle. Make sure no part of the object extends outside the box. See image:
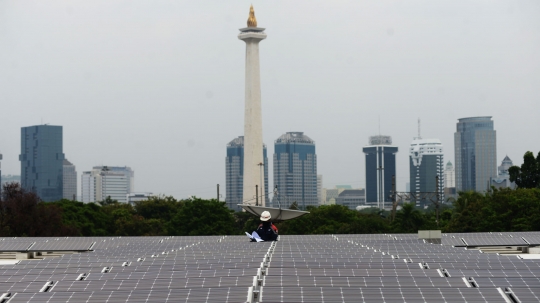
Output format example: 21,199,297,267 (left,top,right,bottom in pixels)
417,118,421,139
378,115,381,136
